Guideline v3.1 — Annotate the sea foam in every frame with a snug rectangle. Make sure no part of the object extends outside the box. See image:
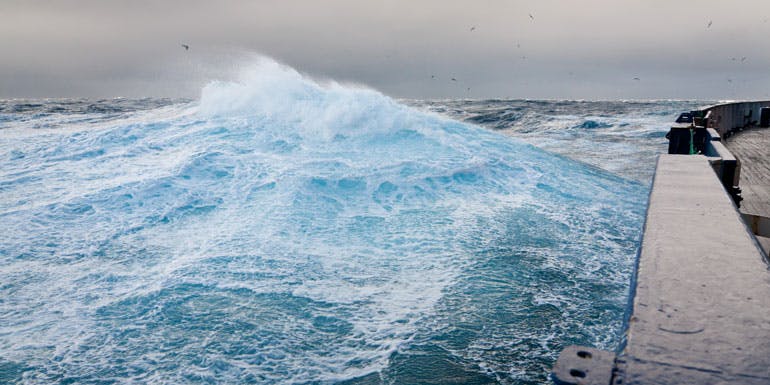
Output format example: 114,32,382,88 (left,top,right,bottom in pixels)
0,57,647,384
